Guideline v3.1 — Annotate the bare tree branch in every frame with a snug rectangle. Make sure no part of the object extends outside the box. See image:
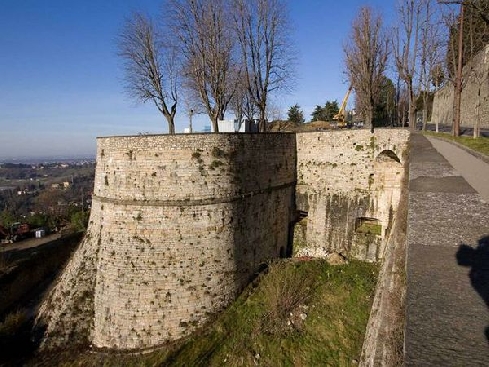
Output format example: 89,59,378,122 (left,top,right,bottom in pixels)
118,12,178,134
392,0,427,131
232,0,295,132
344,7,389,132
170,0,238,133
419,0,445,130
